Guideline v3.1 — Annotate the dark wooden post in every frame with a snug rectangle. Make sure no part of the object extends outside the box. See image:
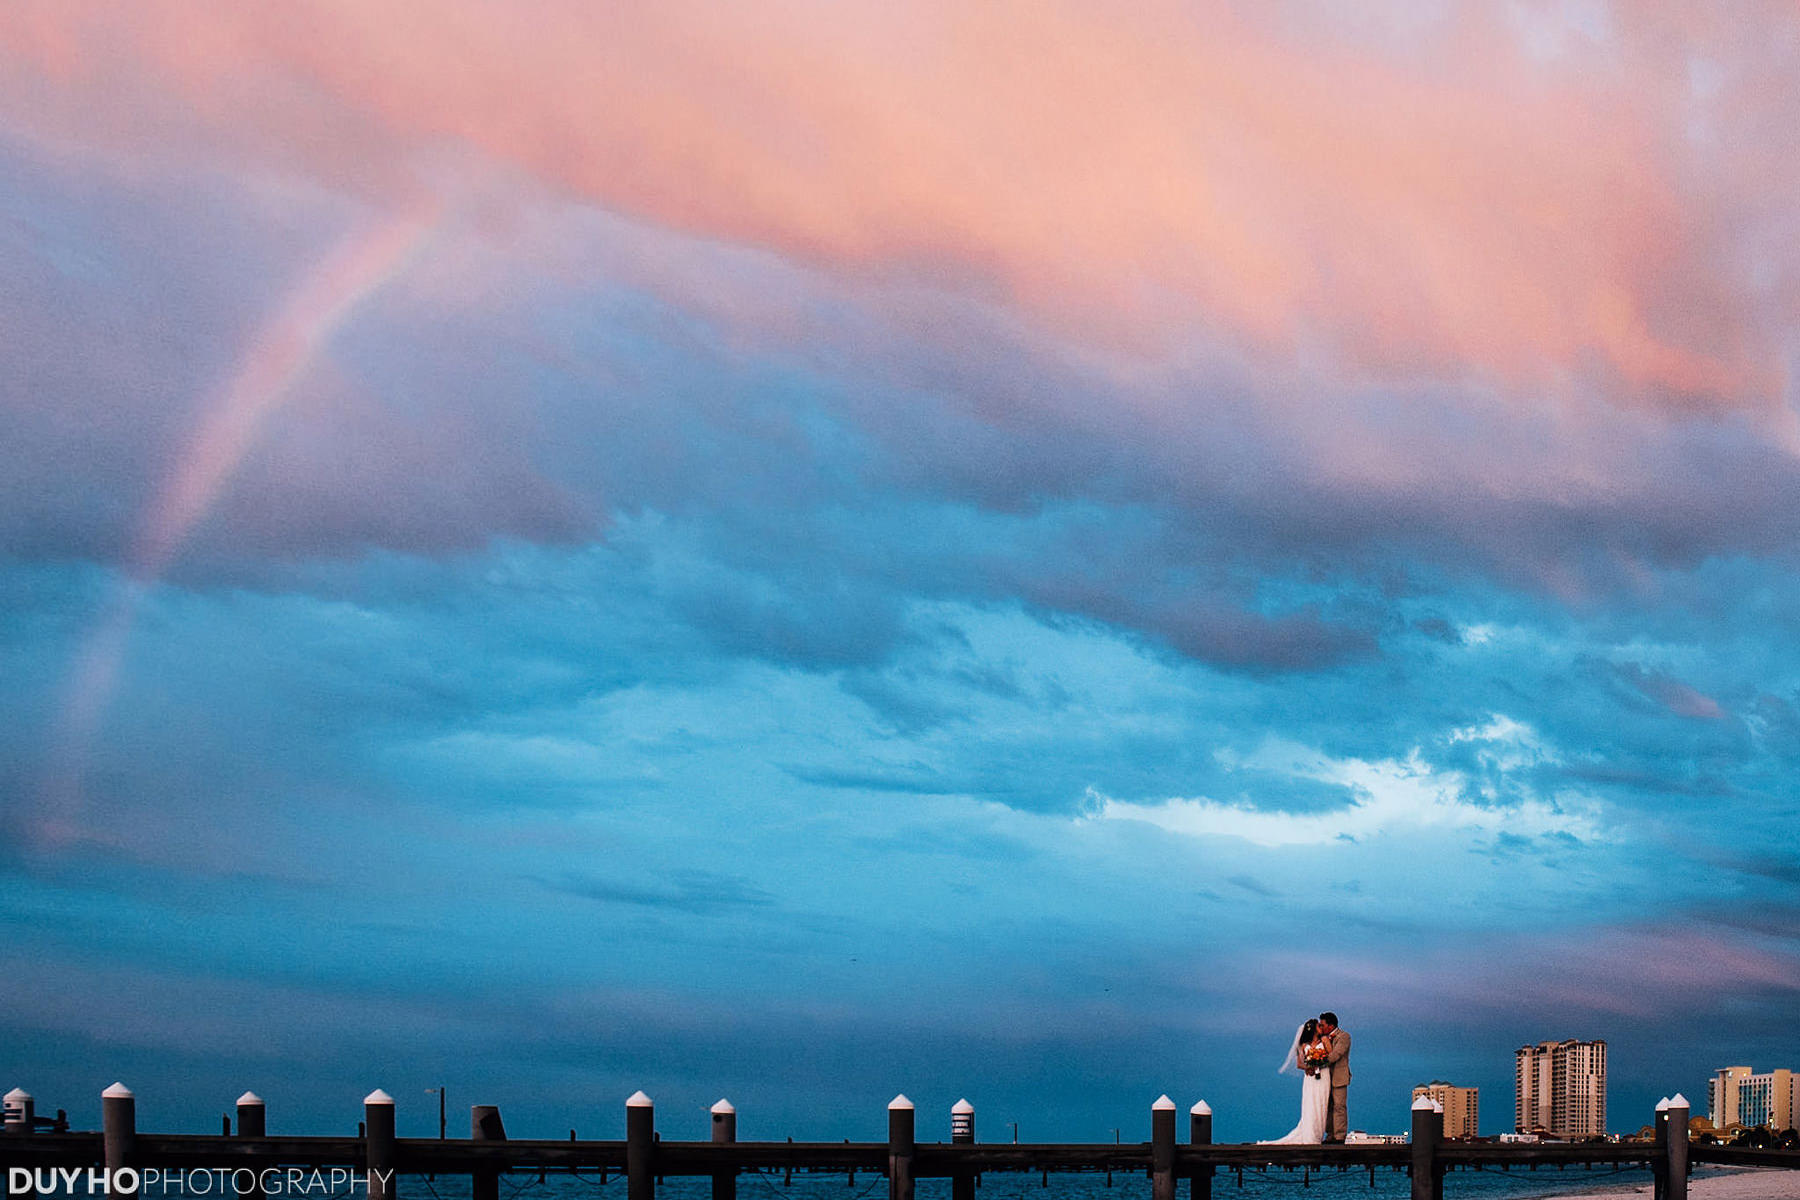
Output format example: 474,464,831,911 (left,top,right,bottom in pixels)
627,1091,656,1200
103,1083,137,1199
1410,1095,1441,1200
1653,1097,1670,1200
951,1099,975,1200
888,1095,915,1200
472,1104,506,1200
1151,1096,1175,1200
365,1090,396,1200
1188,1101,1212,1200
237,1092,265,1139
1666,1094,1689,1200
237,1094,266,1200
711,1100,737,1200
